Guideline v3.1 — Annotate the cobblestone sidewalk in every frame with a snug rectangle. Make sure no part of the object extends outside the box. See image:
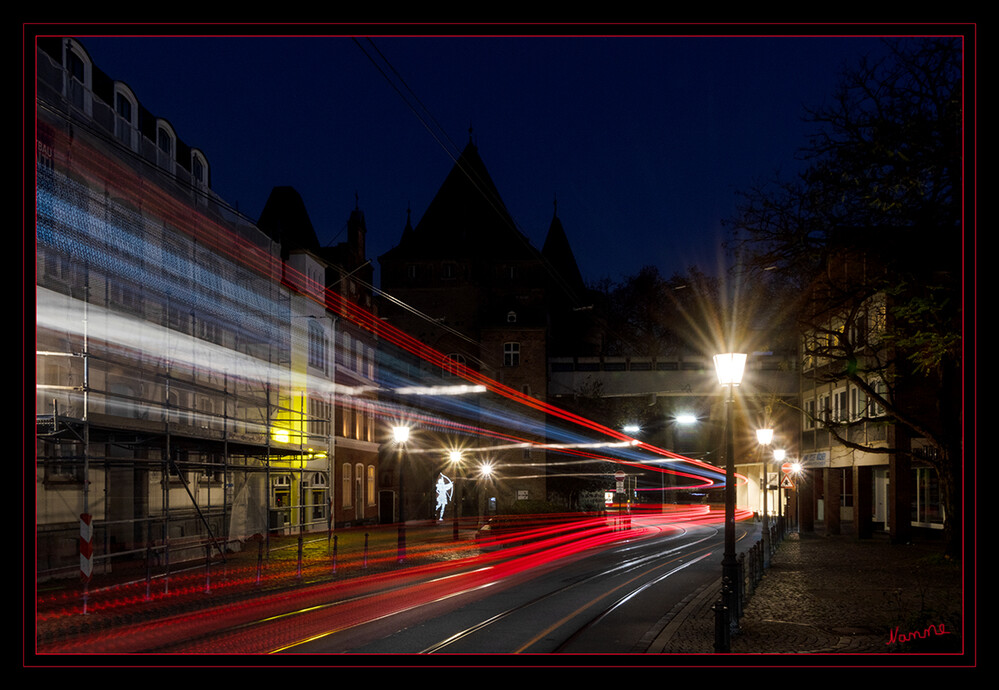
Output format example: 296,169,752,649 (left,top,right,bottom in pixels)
650,530,965,657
